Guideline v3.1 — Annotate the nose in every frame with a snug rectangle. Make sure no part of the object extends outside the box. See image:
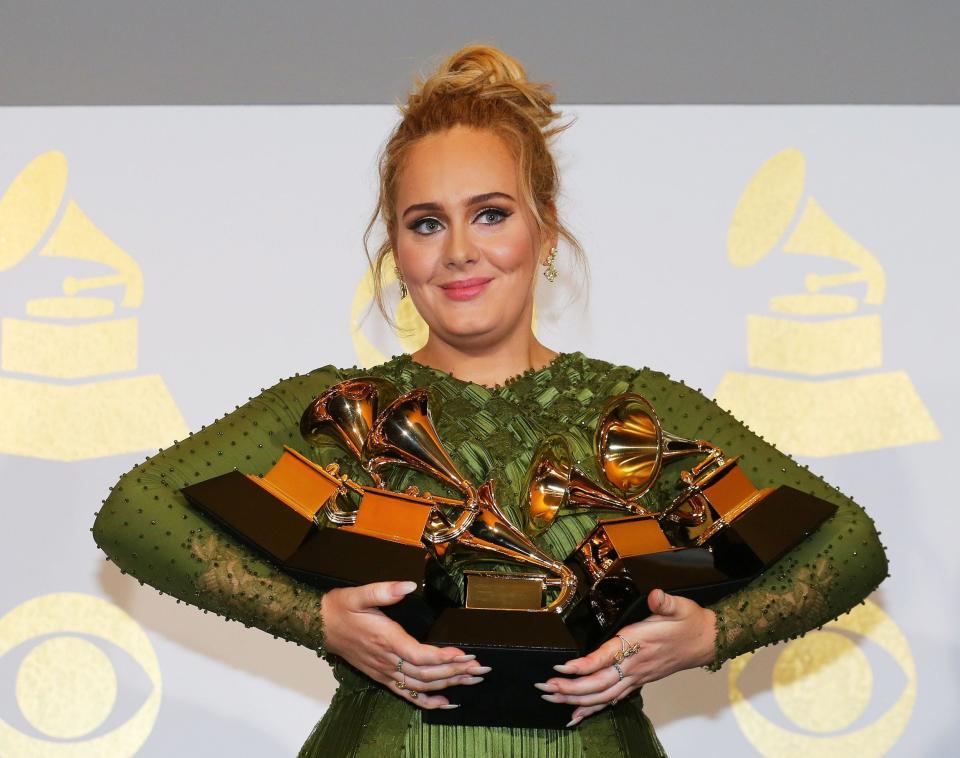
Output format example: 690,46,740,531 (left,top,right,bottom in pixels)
442,221,477,268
